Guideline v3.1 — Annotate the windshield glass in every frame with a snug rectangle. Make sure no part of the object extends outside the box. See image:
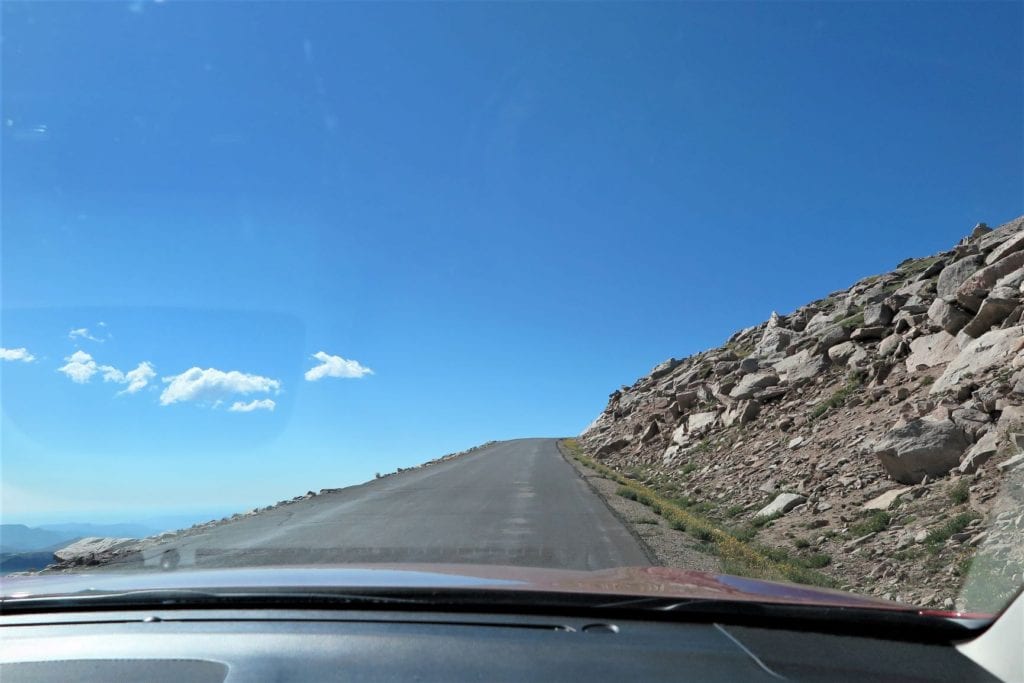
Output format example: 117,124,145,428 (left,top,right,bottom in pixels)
2,1,1022,620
